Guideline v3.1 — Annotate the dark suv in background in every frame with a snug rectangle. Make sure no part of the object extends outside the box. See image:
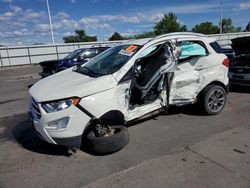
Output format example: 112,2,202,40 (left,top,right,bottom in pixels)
228,37,250,86
39,46,109,78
